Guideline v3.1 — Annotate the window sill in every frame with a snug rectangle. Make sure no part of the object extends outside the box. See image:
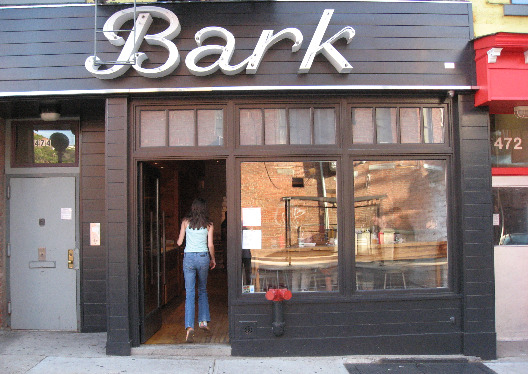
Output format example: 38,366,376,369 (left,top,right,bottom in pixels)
504,4,528,16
